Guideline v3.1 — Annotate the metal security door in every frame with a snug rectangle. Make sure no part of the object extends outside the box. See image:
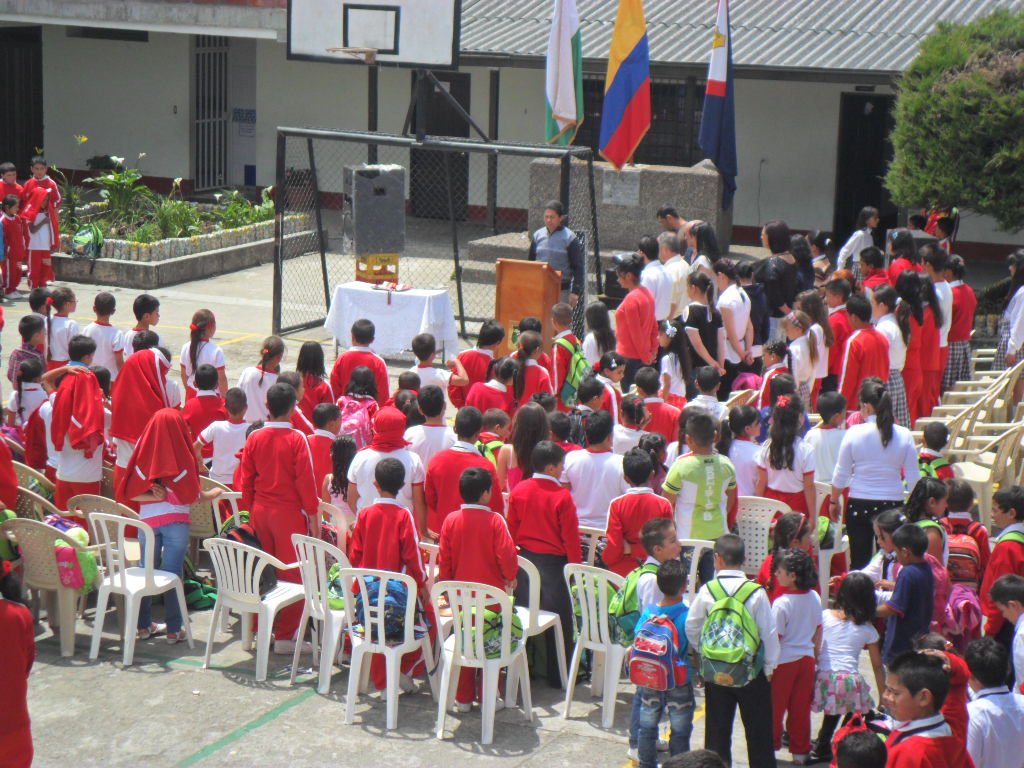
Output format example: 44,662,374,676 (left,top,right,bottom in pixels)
194,36,229,190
